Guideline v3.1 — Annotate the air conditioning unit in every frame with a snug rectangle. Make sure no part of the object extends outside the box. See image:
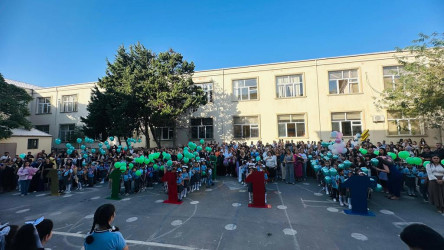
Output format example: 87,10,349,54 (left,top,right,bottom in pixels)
372,115,385,122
